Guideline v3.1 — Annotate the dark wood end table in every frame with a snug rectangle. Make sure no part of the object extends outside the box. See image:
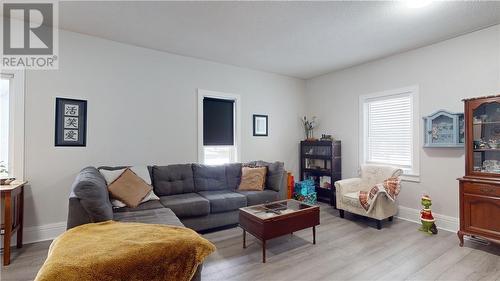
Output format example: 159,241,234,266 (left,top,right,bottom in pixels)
239,199,320,263
1,181,26,266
